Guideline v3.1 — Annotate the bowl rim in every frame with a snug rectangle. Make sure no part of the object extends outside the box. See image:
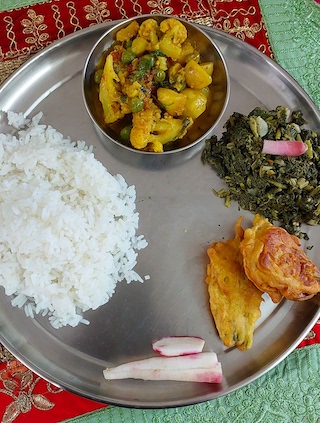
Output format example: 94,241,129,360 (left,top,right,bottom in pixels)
82,14,230,155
